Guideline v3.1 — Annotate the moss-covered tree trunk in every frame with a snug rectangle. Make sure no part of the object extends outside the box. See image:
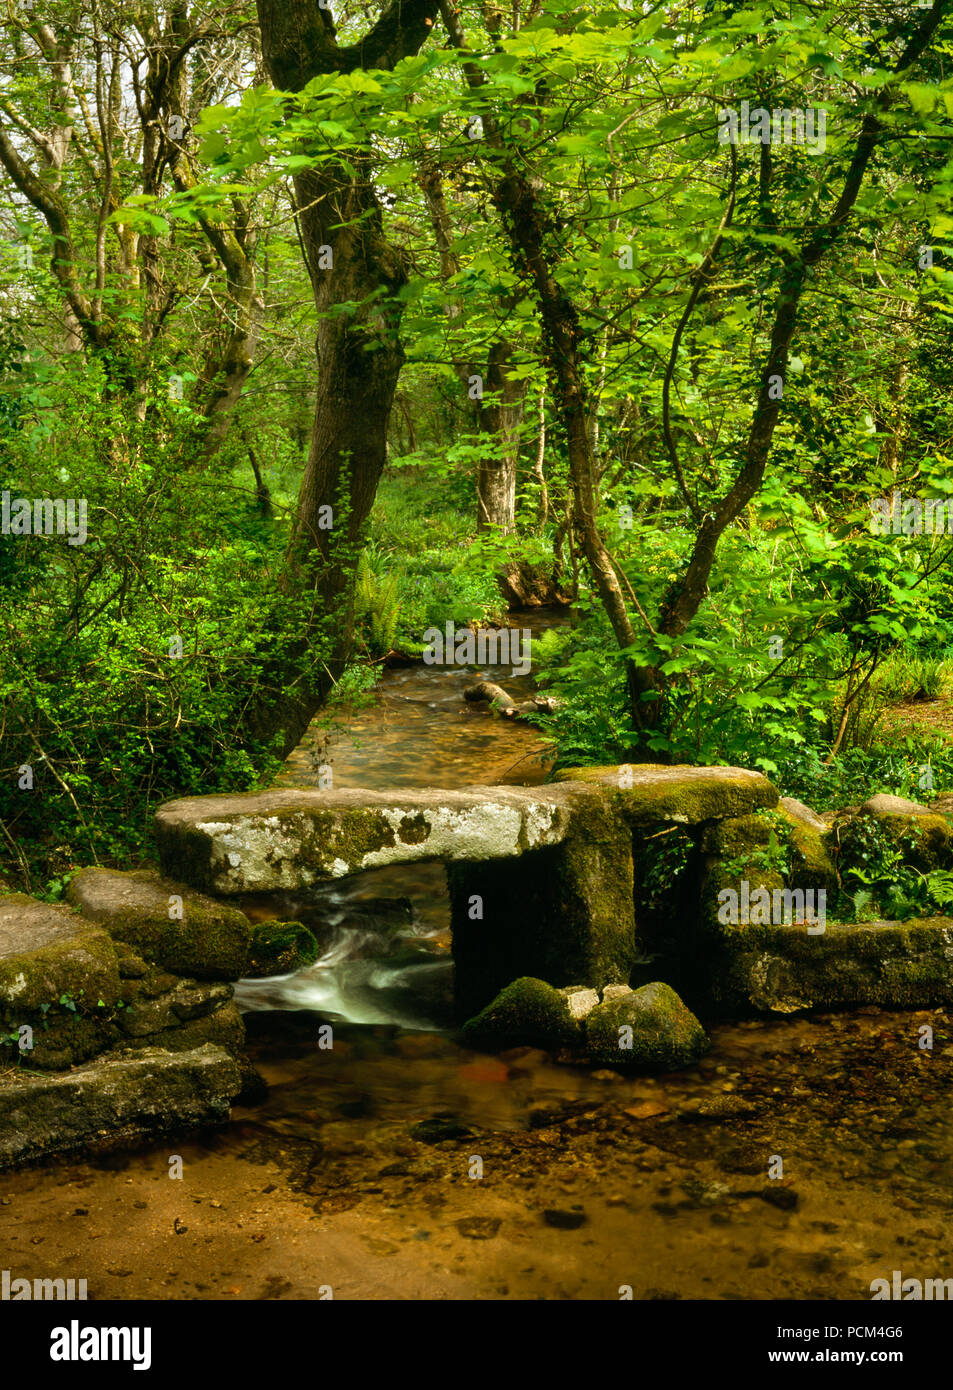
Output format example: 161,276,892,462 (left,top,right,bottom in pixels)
256,0,438,627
